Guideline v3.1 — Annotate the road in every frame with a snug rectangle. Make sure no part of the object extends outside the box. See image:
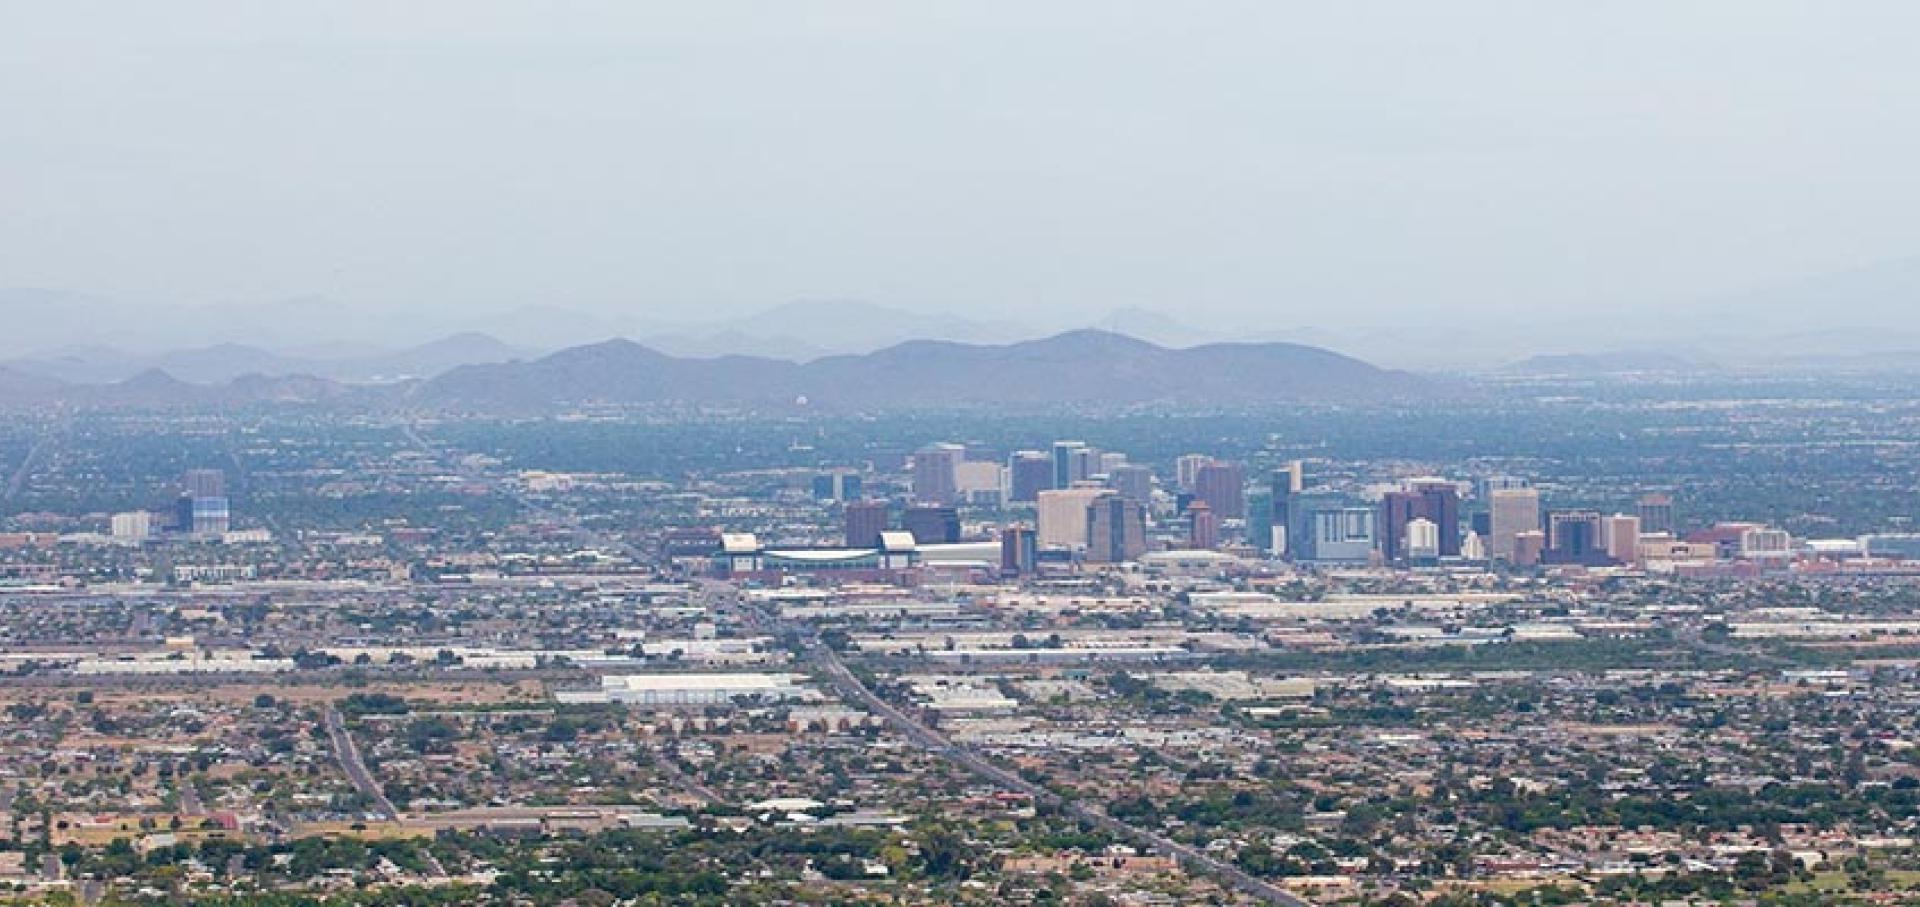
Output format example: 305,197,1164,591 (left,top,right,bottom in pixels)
324,707,400,820
792,634,1311,906
178,780,203,815
421,849,450,882
2,418,62,503
654,747,727,806
126,607,154,641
